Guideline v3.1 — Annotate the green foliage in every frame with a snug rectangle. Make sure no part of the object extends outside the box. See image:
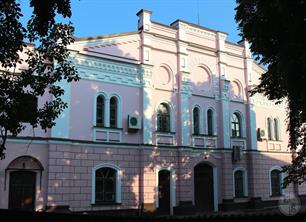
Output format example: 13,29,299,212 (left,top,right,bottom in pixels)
0,0,79,159
235,0,306,186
